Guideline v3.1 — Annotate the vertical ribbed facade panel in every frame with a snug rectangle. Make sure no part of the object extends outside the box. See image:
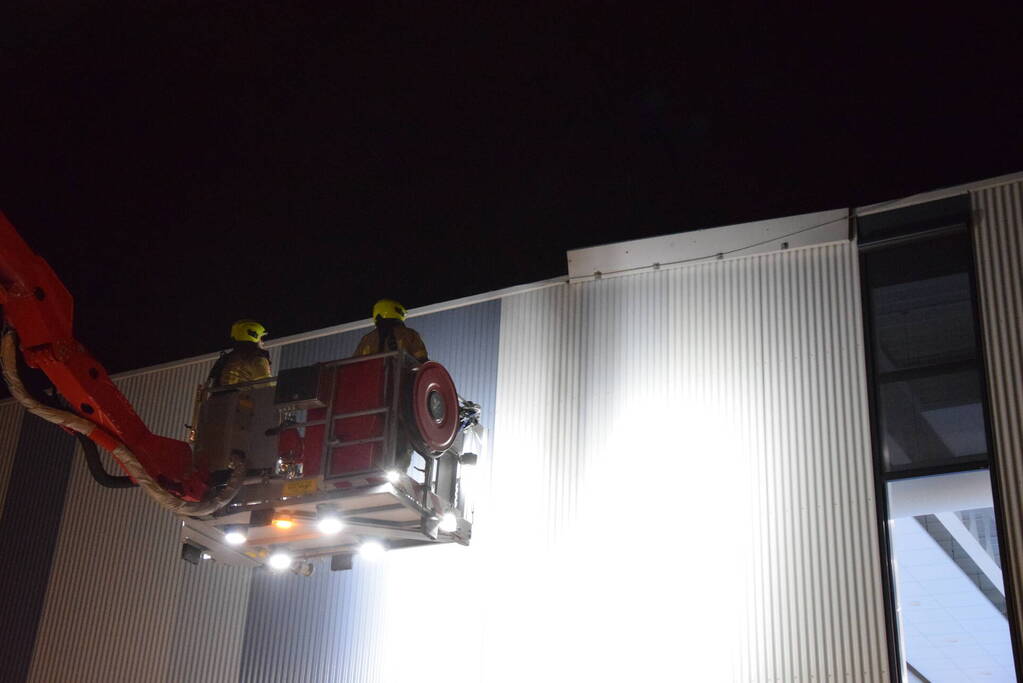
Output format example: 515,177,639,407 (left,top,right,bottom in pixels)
5,243,893,680
0,402,24,519
972,180,1023,646
273,328,368,370
27,359,252,683
485,243,886,681
0,412,76,683
238,301,501,683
